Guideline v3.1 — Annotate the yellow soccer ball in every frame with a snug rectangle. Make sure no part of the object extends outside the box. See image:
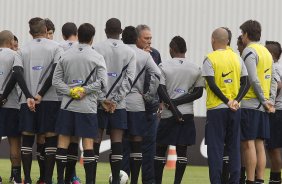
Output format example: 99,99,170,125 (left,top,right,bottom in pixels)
70,87,85,99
